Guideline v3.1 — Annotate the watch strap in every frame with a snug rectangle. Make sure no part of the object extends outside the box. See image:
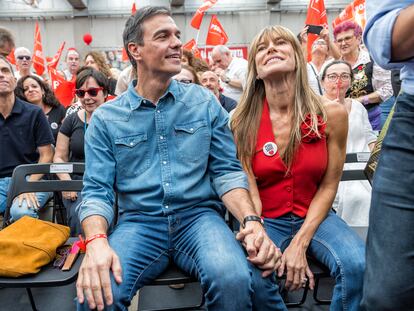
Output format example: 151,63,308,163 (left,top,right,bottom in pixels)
243,215,264,228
